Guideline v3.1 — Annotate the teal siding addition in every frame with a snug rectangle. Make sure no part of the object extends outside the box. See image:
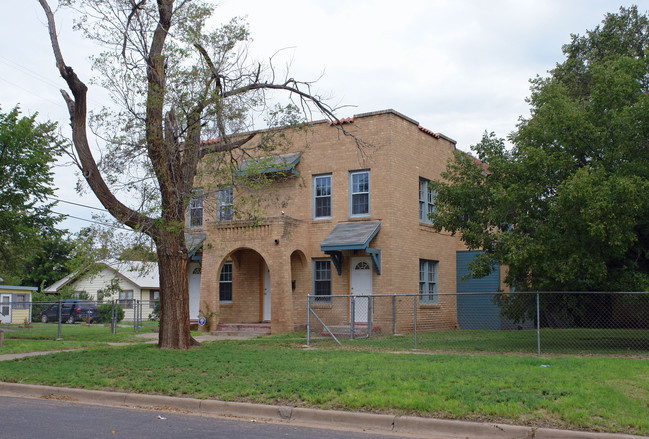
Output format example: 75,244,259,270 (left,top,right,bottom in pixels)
456,250,502,329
